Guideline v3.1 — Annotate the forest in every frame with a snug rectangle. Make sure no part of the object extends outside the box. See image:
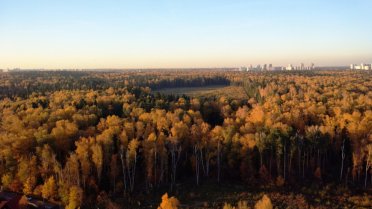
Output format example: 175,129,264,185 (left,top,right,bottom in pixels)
0,70,371,208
